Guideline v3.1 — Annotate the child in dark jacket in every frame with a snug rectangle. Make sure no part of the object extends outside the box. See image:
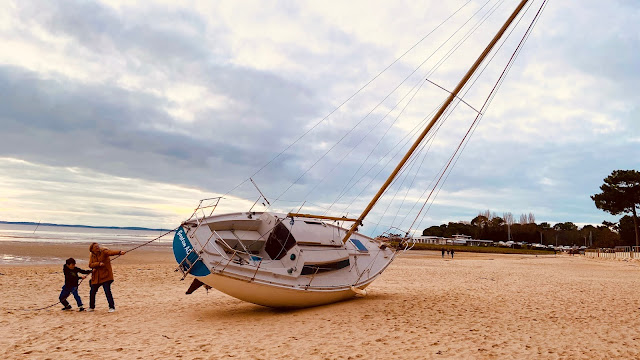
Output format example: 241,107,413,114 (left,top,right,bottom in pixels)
60,258,91,311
